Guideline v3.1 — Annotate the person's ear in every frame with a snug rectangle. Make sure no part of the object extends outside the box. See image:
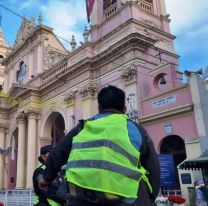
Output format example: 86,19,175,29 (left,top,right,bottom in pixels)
123,106,127,114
